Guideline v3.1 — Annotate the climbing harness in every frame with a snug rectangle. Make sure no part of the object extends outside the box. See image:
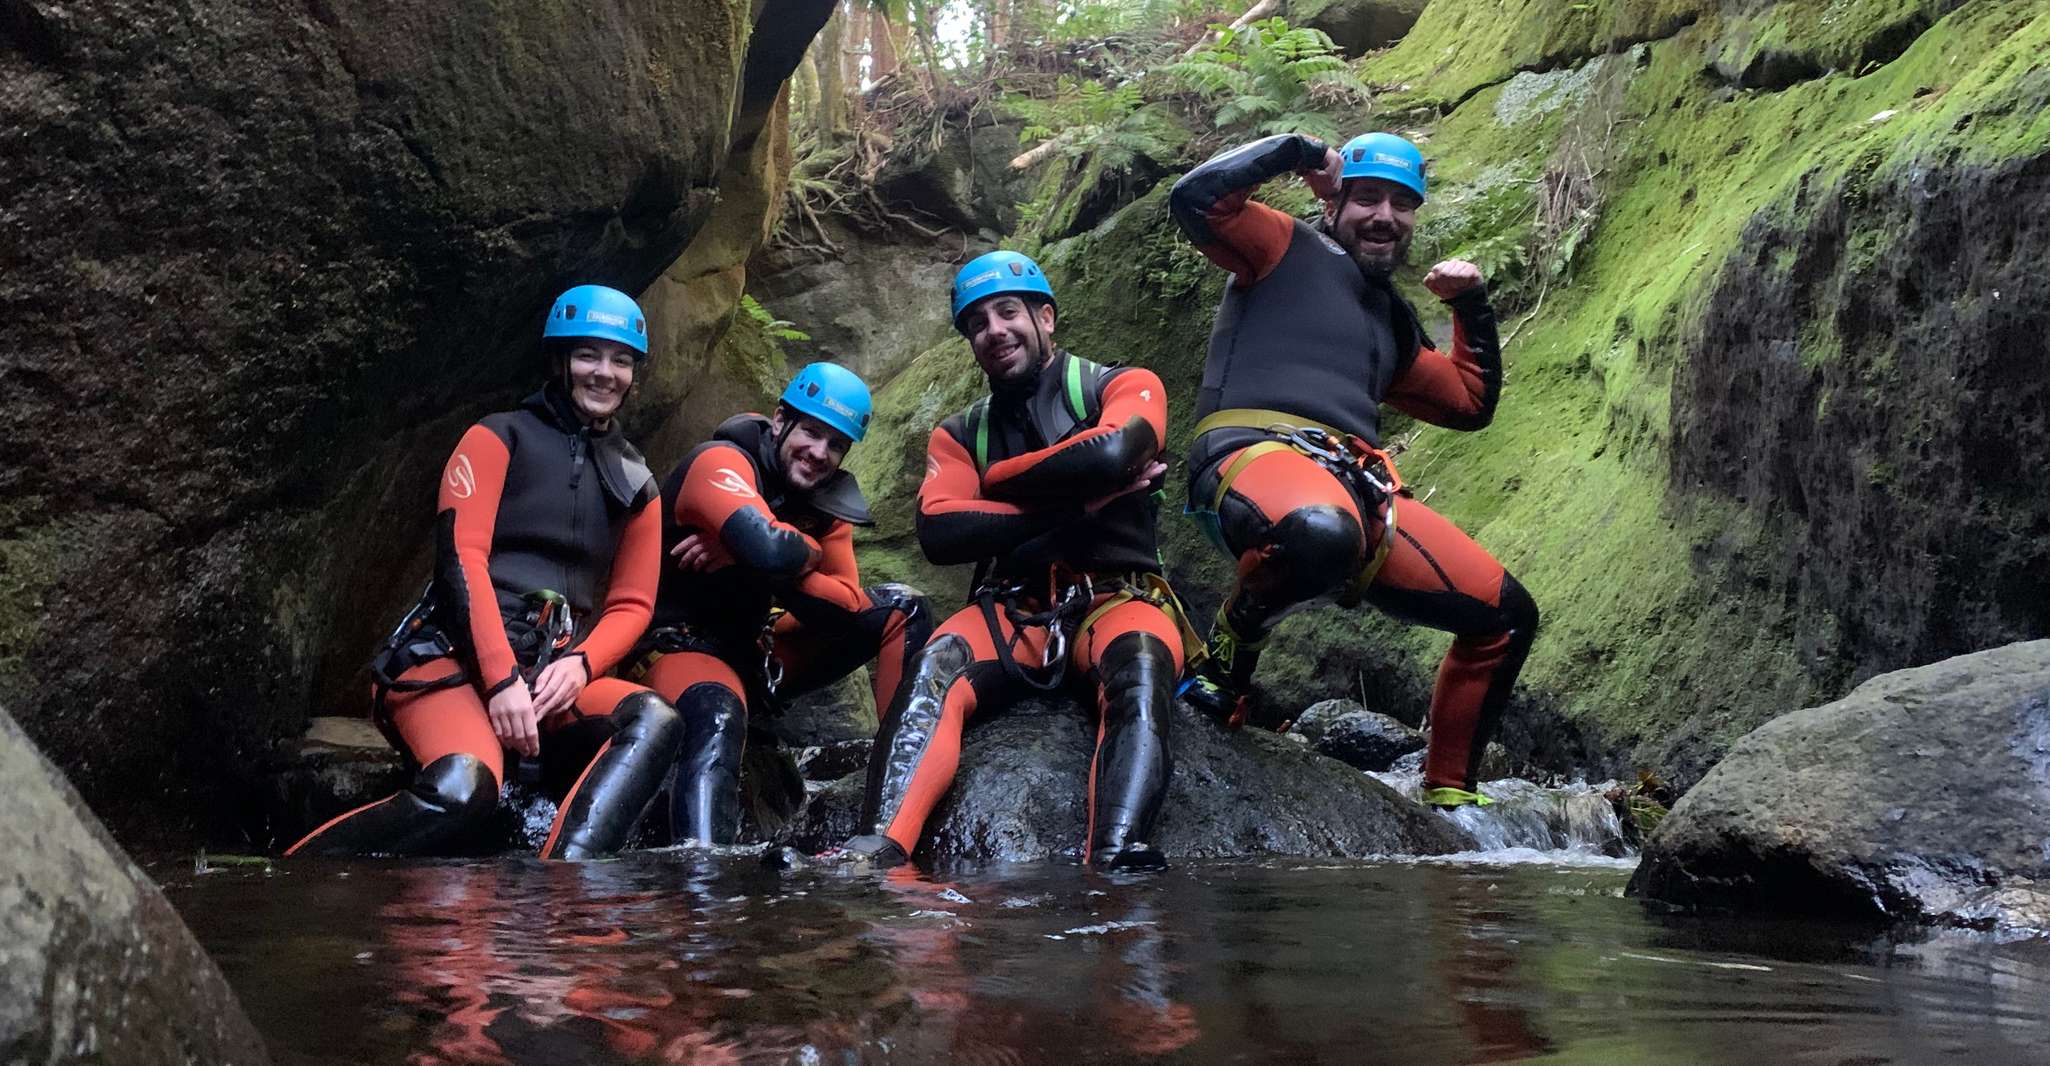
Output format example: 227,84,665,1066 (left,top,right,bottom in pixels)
1187,407,1408,600
367,585,575,721
972,568,1204,692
